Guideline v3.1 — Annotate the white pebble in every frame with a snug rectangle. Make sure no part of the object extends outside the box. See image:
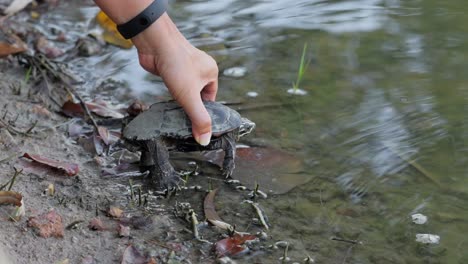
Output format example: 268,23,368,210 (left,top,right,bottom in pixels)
411,213,428,225
246,91,258,97
287,88,308,95
415,234,440,244
223,67,247,77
